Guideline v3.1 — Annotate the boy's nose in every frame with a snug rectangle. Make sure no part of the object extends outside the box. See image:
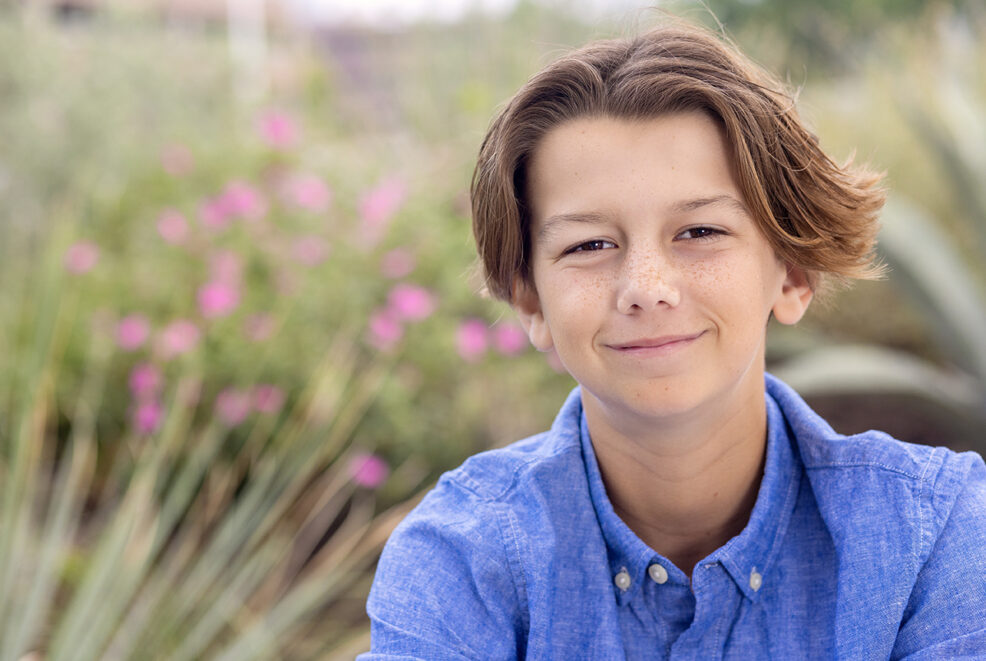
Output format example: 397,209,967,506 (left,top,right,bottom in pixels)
615,251,681,314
